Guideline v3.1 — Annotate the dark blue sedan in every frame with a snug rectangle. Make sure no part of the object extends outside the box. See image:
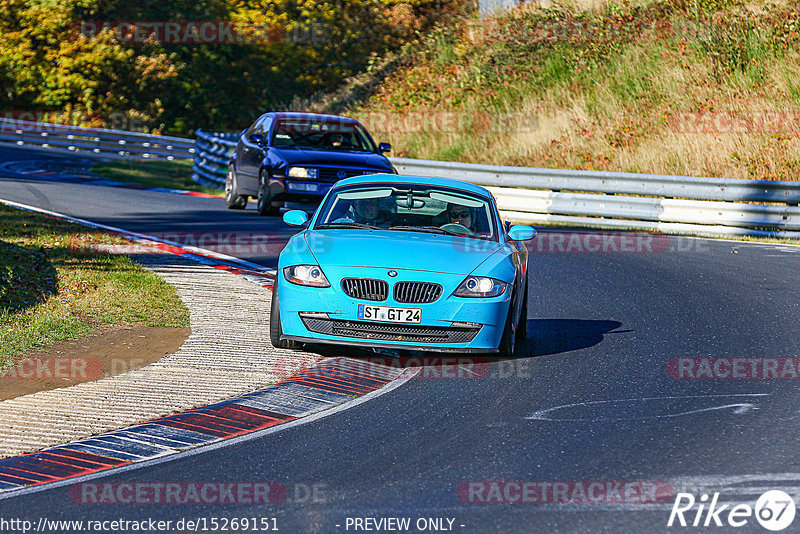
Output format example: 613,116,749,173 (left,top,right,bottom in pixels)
225,112,396,215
